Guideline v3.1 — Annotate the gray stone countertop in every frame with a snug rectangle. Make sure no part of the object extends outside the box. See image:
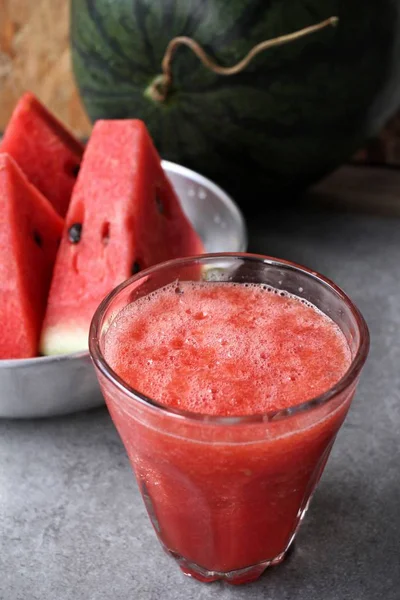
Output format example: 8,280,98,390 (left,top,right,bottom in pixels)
1,205,400,600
